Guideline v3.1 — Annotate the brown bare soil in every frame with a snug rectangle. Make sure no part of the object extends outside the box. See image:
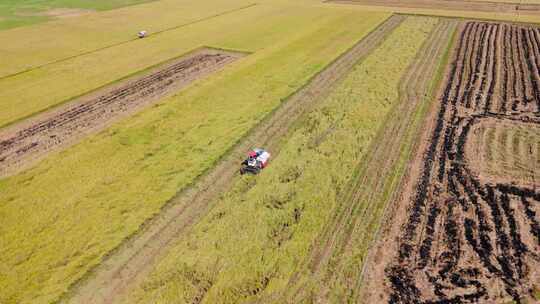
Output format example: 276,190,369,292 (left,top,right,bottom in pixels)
0,48,243,178
59,15,407,304
365,21,540,303
328,0,540,15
